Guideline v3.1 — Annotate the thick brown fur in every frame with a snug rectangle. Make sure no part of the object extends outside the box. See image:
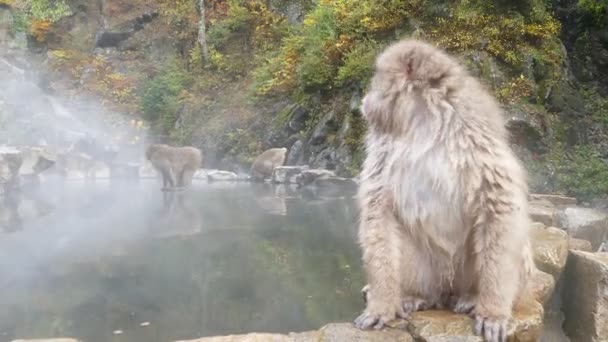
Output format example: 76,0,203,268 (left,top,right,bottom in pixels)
250,147,287,181
145,144,203,191
353,39,535,342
